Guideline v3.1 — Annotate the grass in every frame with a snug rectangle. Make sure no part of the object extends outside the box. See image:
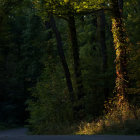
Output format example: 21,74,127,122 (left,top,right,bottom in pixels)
28,96,140,135
27,122,79,135
76,119,140,135
76,99,140,135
